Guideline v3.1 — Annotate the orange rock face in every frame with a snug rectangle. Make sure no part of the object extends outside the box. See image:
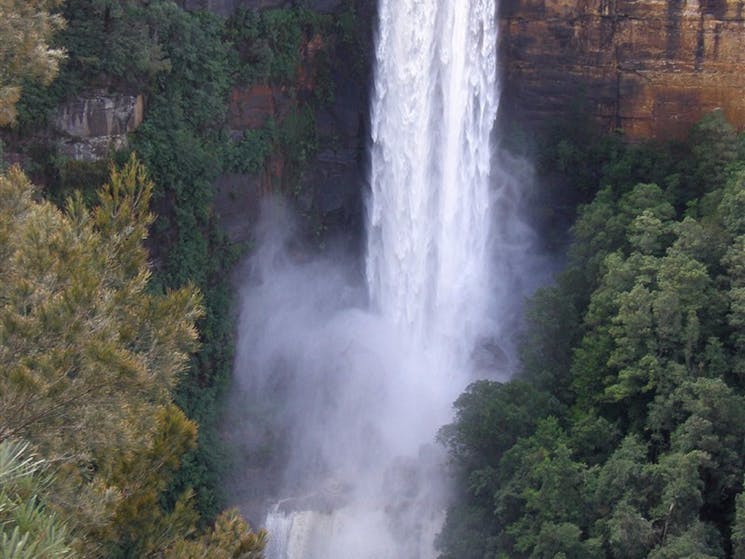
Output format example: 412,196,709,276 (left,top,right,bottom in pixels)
228,84,277,130
500,0,745,139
